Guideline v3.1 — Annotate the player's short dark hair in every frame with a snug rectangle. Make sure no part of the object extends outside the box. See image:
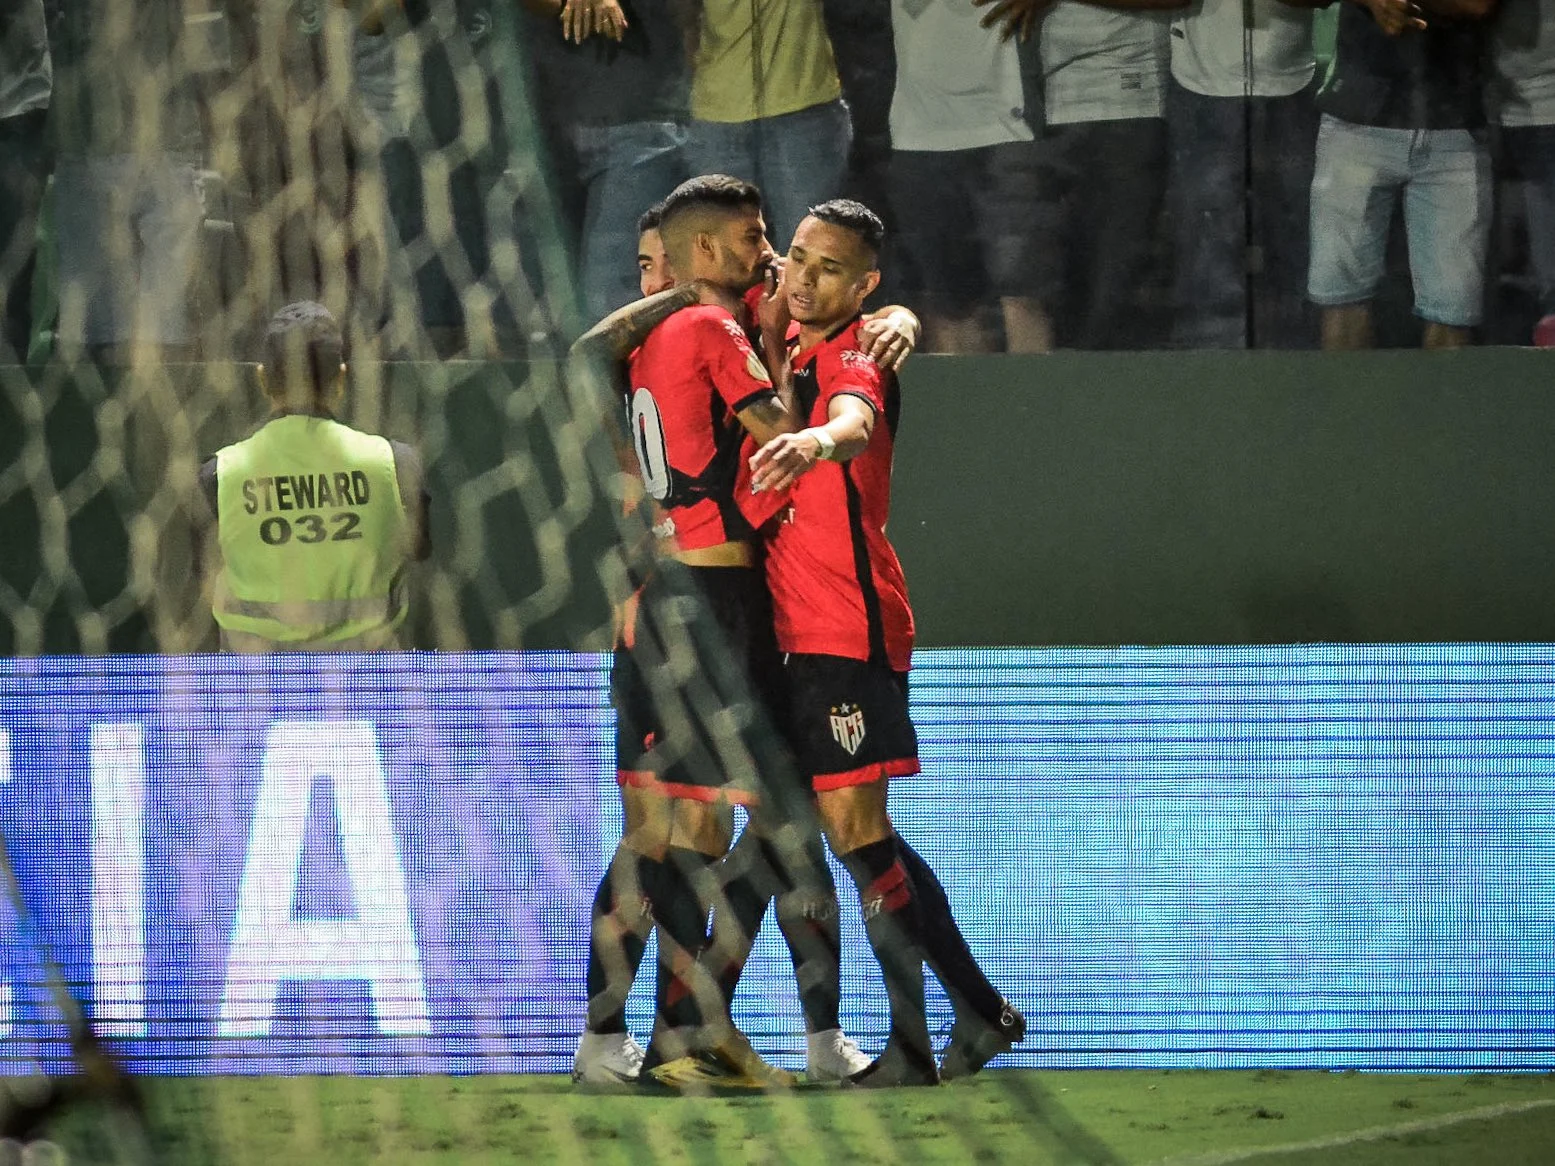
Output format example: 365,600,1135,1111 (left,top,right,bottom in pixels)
263,301,343,401
658,174,763,236
806,199,885,263
637,202,664,235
